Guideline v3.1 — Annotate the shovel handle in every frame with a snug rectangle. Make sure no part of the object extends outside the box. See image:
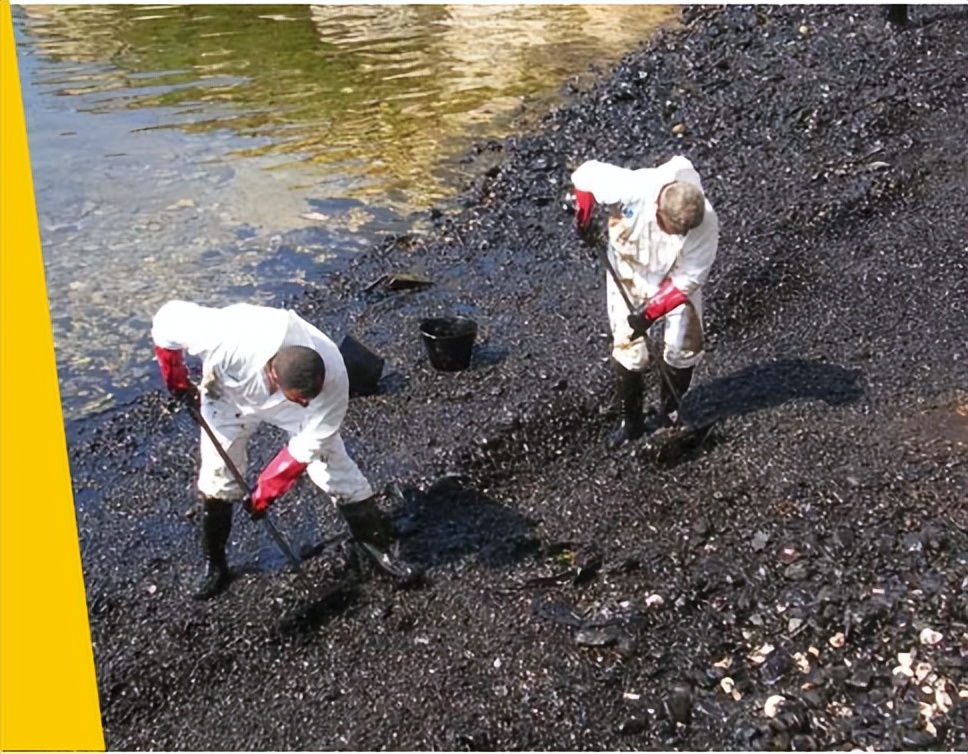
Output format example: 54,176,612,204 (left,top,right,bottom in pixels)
182,395,307,577
594,245,685,411
184,400,250,498
185,393,251,497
